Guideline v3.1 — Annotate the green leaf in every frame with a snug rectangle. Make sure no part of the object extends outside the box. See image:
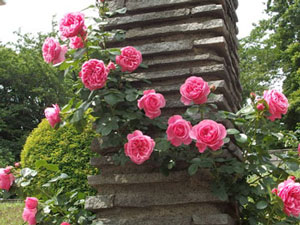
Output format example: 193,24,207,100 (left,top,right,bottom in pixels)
104,93,124,106
188,164,199,176
44,164,59,172
227,128,240,135
234,133,248,143
186,106,199,116
70,108,84,123
35,160,47,169
256,200,268,209
238,104,255,115
191,158,202,165
73,48,86,59
108,48,121,56
139,63,148,69
223,137,230,144
21,180,31,187
115,7,127,14
155,138,171,152
48,173,69,183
